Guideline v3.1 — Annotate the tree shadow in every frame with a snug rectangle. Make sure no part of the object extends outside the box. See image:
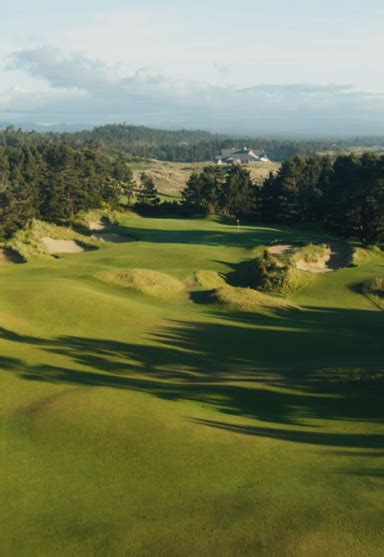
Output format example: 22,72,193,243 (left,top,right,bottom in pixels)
1,304,383,453
191,419,384,450
113,221,332,249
